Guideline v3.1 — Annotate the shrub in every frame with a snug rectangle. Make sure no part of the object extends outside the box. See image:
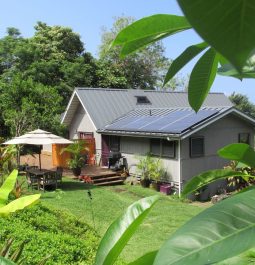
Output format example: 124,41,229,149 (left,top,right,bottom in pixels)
0,204,98,264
